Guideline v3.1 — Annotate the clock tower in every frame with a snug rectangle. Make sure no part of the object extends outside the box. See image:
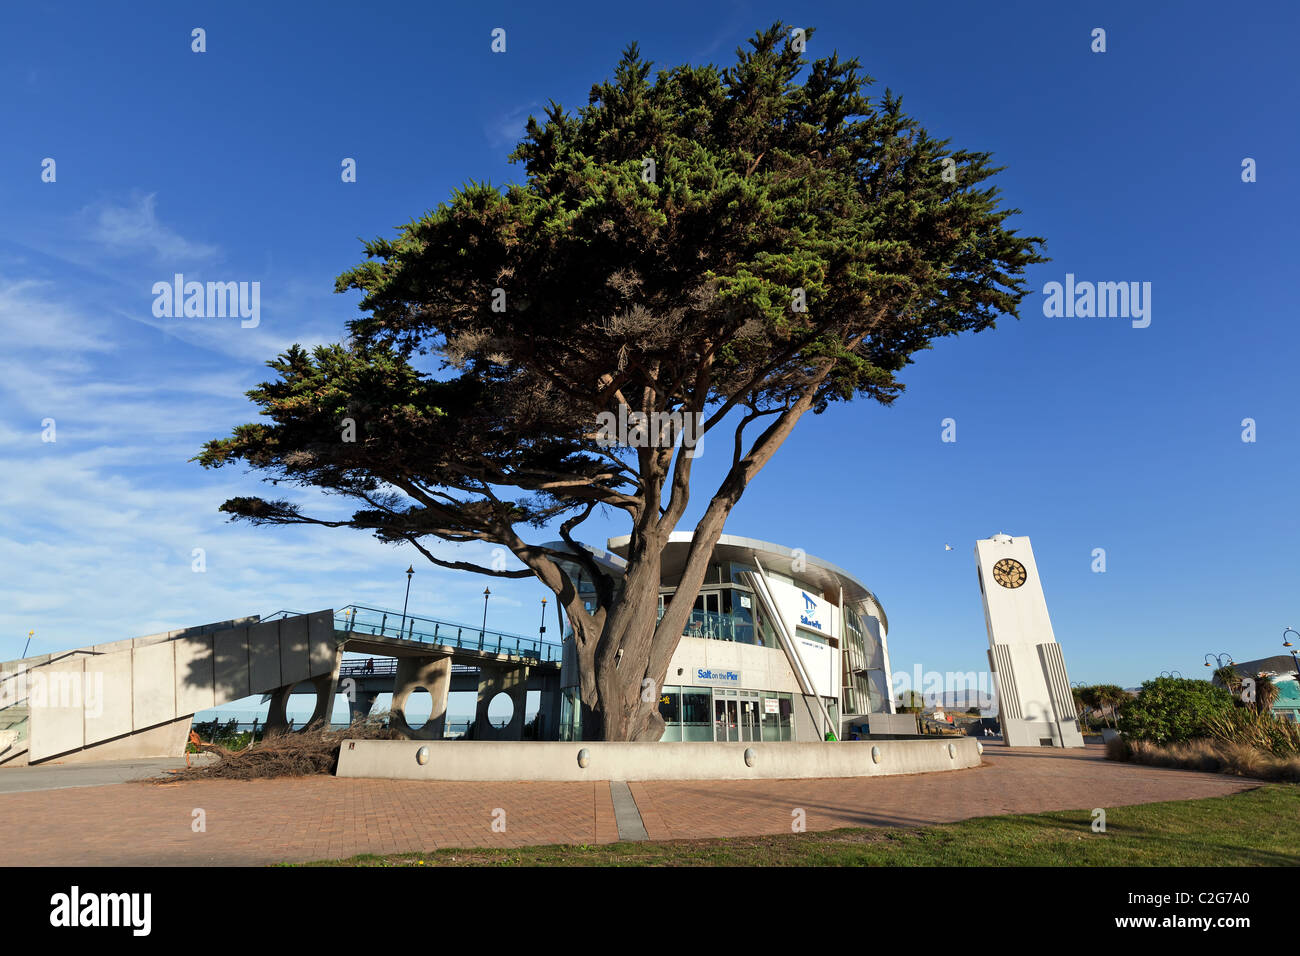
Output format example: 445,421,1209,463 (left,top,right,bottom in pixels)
975,533,1084,748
